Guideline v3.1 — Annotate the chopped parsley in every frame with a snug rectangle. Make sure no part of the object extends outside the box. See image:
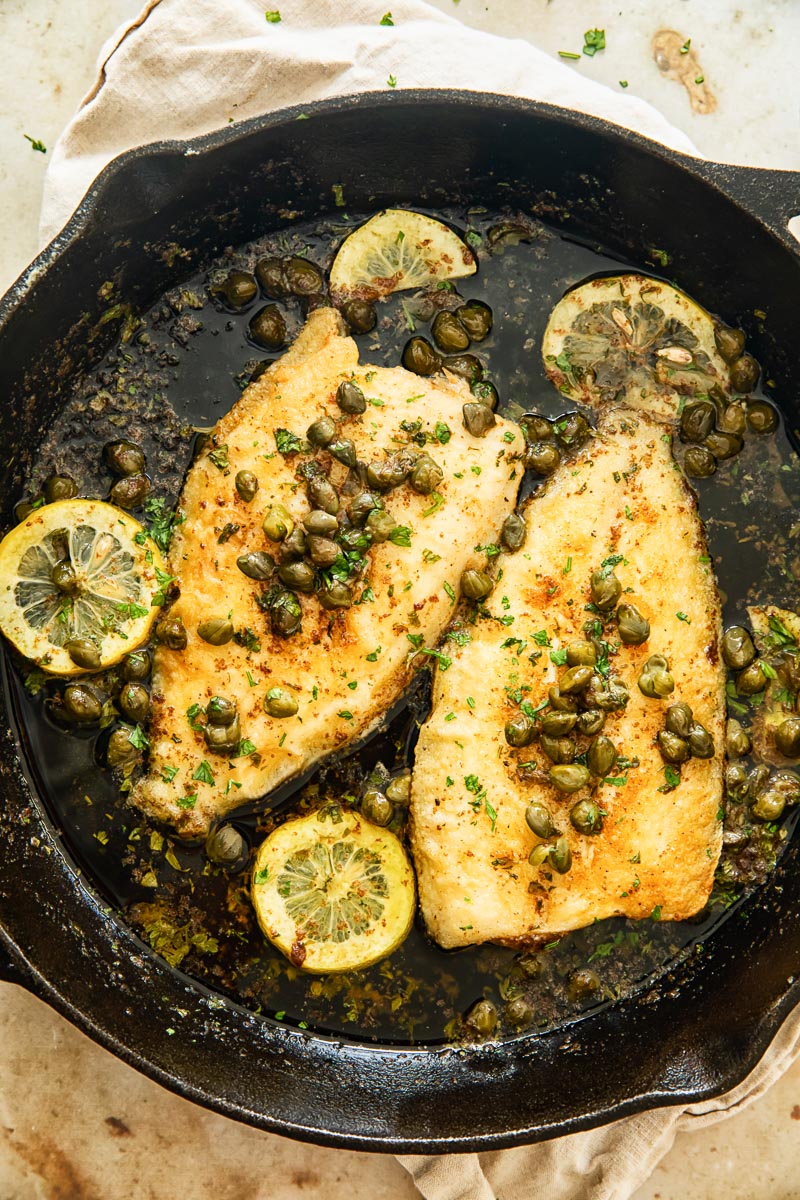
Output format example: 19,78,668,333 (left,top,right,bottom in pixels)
389,525,412,547
443,581,456,603
676,611,691,624
192,760,215,785
208,444,229,470
583,28,606,56
176,794,197,809
366,646,381,662
422,492,445,518
265,10,281,22
24,134,47,153
143,497,184,553
387,74,398,88
274,428,304,455
434,421,451,444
